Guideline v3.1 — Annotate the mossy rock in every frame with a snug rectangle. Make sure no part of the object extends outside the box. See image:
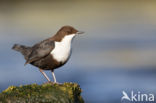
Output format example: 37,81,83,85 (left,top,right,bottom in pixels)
0,82,84,103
